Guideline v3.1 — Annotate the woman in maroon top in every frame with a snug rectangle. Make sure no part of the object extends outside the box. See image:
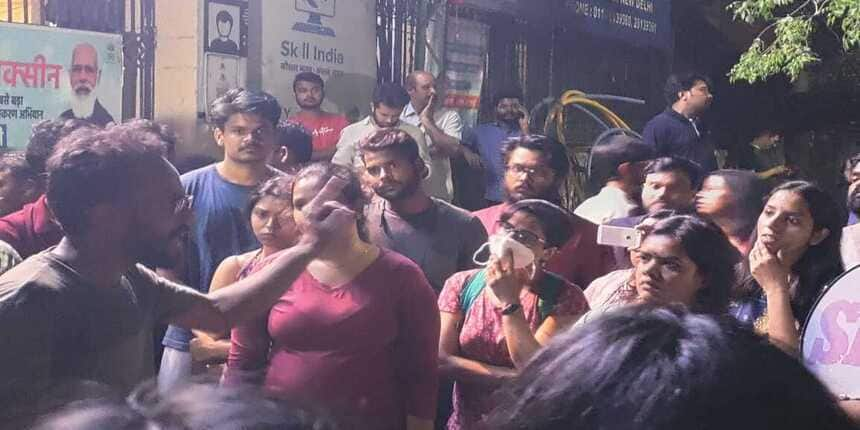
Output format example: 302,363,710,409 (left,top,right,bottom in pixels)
226,163,439,430
438,200,590,429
